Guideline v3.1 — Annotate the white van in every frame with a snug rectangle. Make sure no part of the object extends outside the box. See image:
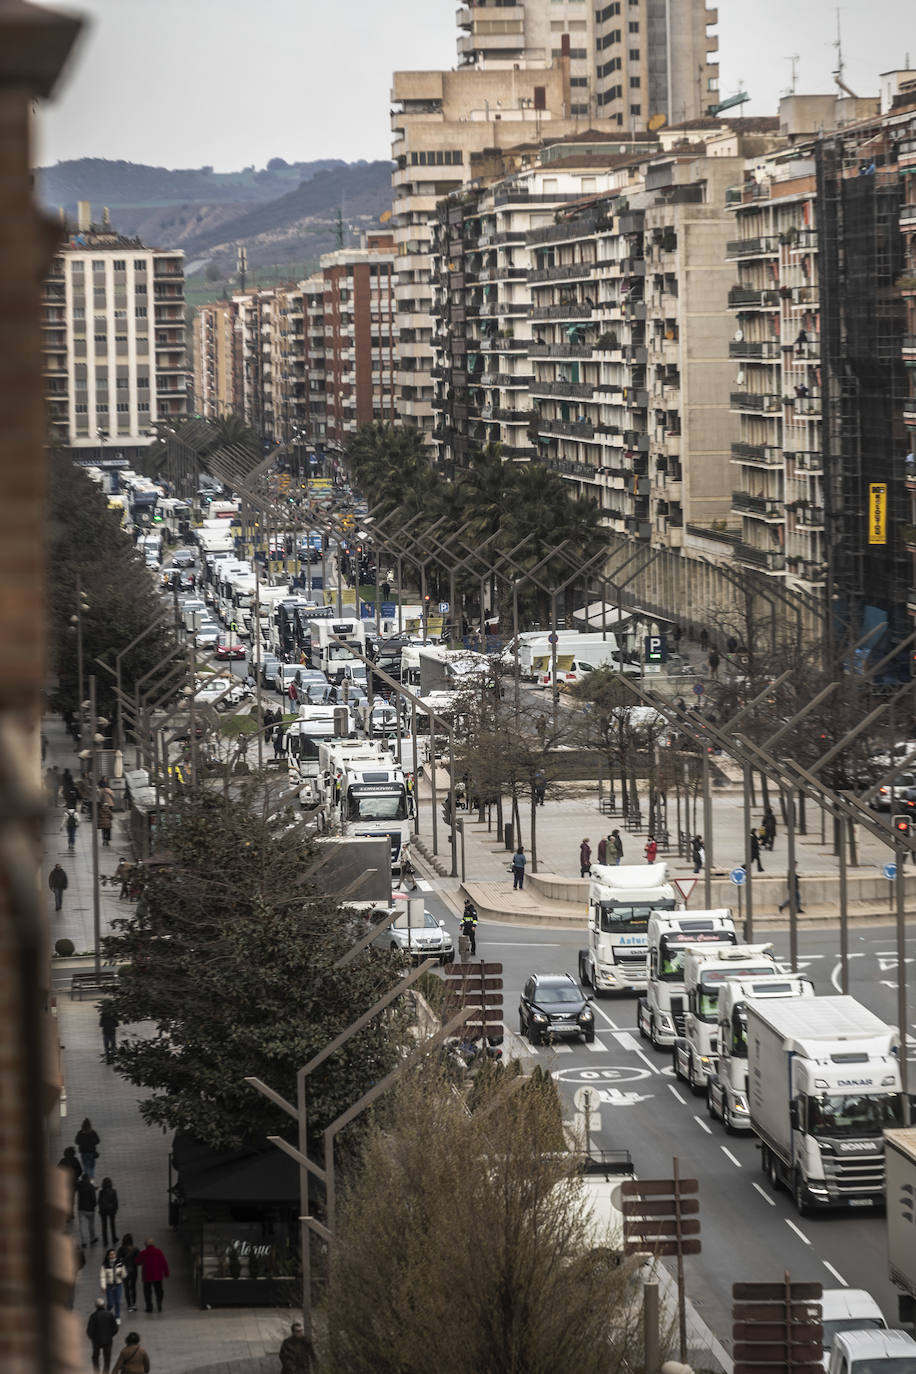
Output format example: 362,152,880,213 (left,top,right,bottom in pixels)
820,1289,887,1371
